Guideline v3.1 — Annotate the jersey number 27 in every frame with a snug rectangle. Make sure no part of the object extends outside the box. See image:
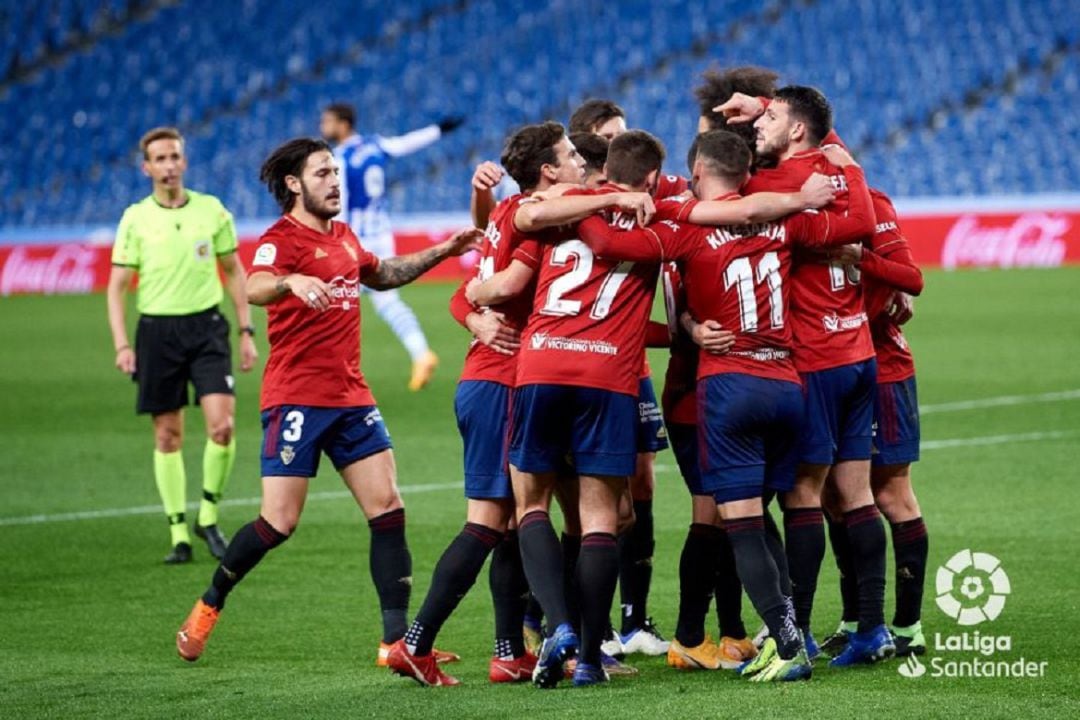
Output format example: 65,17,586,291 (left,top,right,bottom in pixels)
541,240,632,320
